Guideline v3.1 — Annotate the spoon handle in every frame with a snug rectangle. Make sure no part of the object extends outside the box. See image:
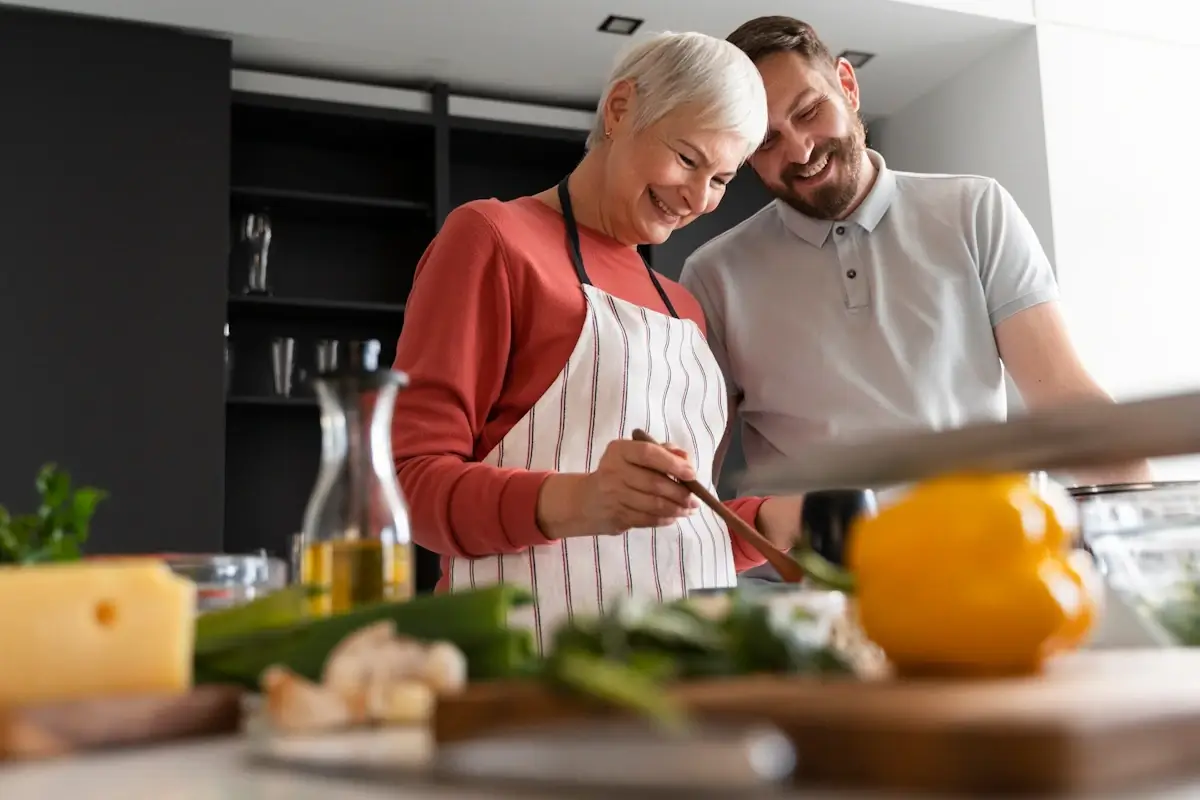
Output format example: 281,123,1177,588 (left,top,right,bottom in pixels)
630,429,805,584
